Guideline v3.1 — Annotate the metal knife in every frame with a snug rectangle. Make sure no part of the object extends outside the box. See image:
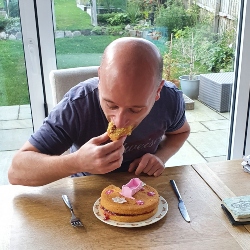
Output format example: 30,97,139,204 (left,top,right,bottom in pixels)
170,180,191,223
